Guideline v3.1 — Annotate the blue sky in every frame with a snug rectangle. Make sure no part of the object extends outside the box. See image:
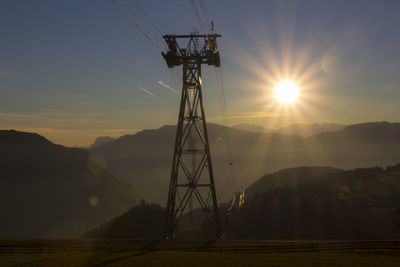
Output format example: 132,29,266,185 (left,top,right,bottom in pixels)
1,0,399,146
